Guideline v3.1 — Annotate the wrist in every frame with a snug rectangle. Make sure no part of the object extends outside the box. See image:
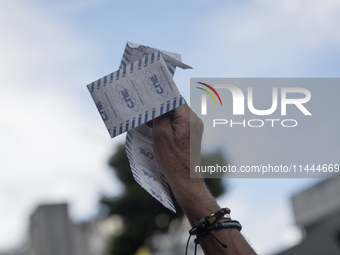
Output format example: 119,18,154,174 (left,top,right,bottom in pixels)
169,178,220,226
